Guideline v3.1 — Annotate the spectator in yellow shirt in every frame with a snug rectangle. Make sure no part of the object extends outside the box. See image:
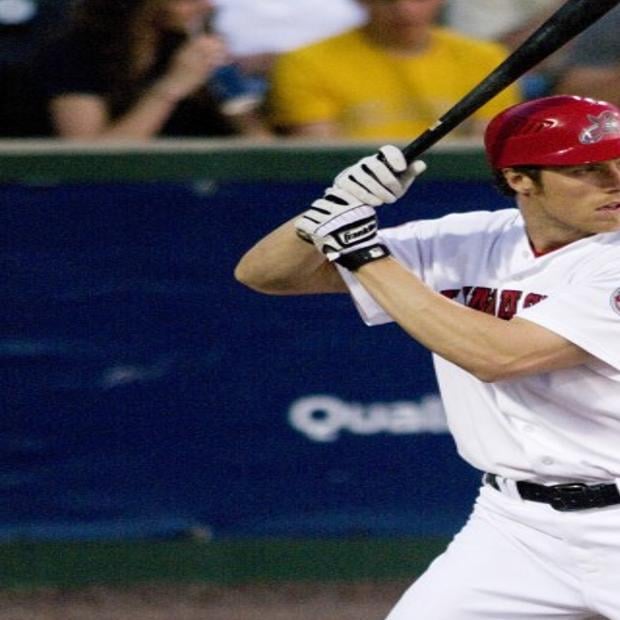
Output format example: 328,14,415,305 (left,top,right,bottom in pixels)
267,0,521,141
